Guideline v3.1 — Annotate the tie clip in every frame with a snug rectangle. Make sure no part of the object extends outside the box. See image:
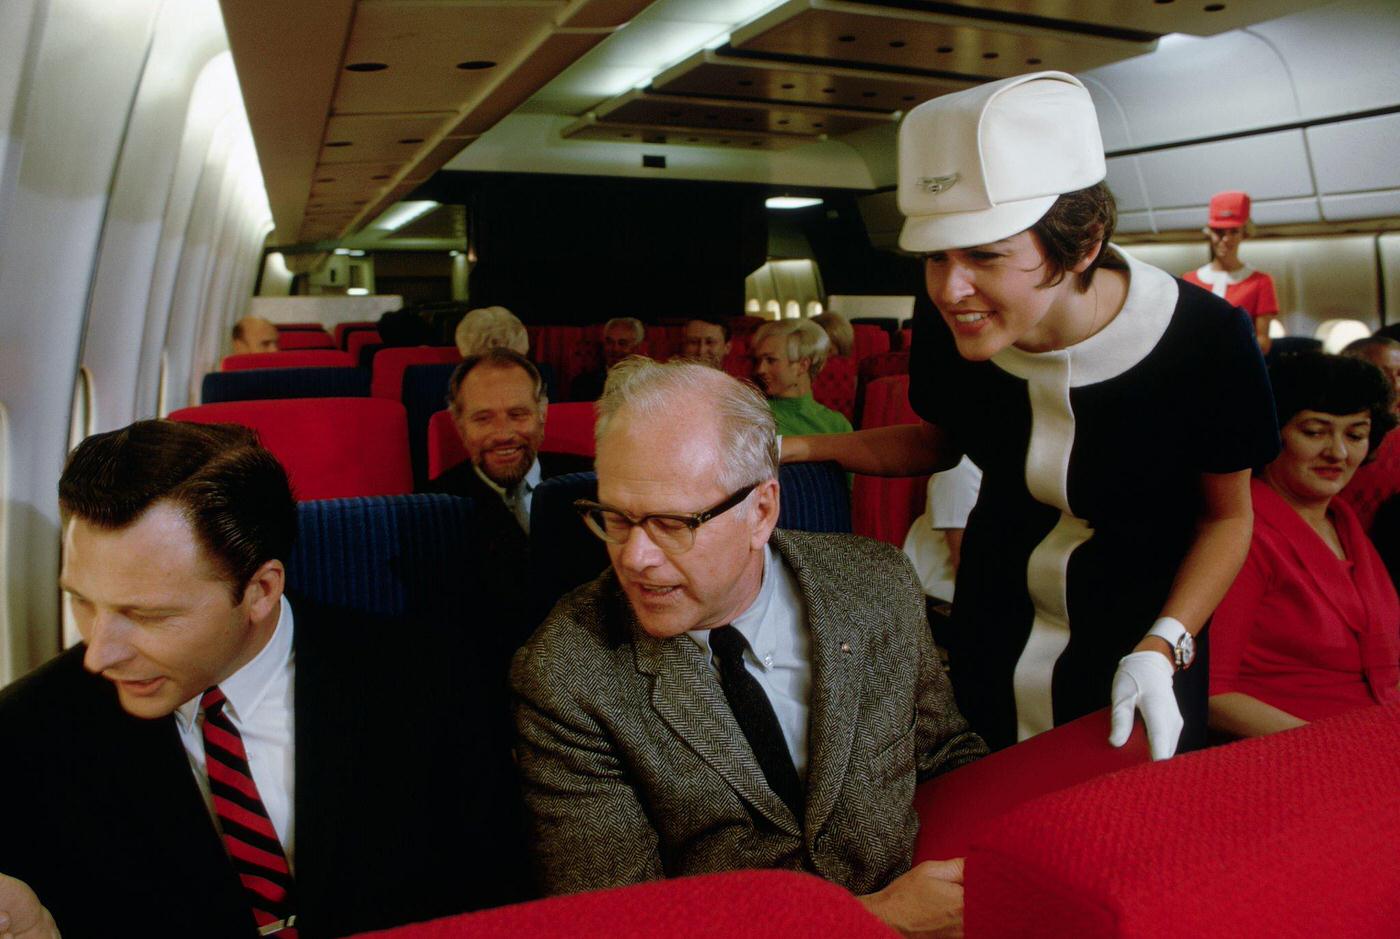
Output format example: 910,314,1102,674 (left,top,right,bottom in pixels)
259,915,297,936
